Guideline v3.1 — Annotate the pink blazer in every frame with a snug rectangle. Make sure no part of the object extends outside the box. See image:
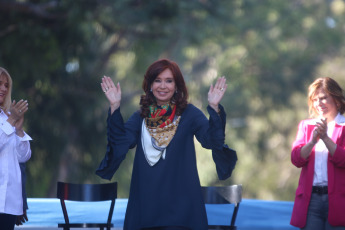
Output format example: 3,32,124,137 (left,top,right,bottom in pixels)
290,117,345,228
